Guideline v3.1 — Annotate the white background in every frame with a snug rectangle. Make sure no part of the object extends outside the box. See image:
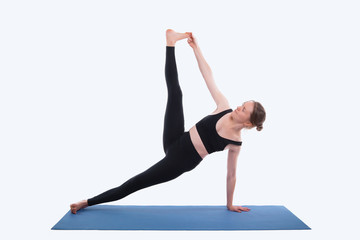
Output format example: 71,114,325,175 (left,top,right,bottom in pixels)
1,0,359,239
